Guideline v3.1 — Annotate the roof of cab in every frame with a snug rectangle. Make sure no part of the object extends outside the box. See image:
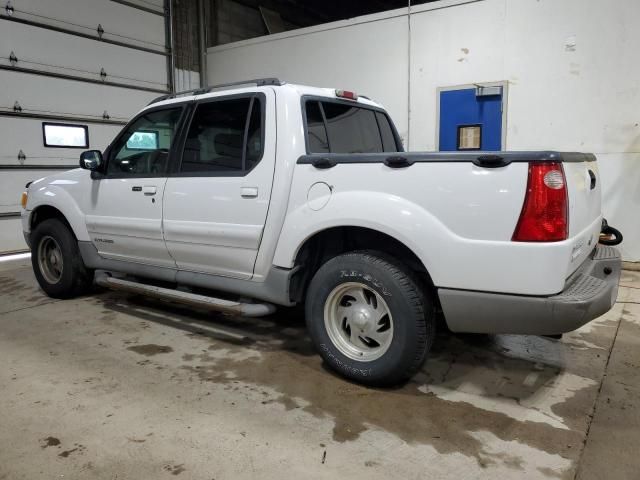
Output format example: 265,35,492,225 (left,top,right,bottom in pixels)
145,77,383,111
